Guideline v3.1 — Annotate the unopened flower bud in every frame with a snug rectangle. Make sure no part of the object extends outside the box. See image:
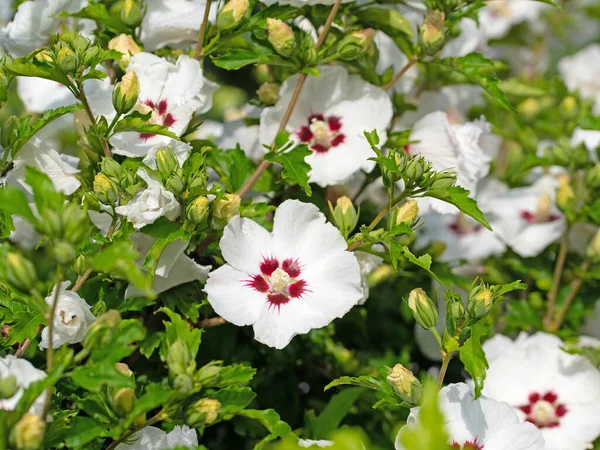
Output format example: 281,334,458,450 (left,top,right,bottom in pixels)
337,28,375,60
187,398,221,427
34,49,53,63
166,173,185,196
52,241,76,264
112,71,140,115
57,47,78,73
167,340,192,375
94,173,119,205
186,196,210,224
256,82,280,105
387,364,422,405
81,46,100,67
328,196,358,238
518,98,540,119
7,253,36,291
1,115,19,149
156,148,179,179
212,193,241,220
407,288,438,330
267,18,295,57
113,387,136,417
173,373,194,392
0,375,18,399
559,96,577,119
83,310,121,349
100,158,122,181
420,10,445,55
586,229,600,261
121,0,143,26
11,414,45,450
404,157,425,181
468,288,493,319
394,200,419,226
108,34,141,69
556,175,574,210
62,204,89,243
217,0,249,29
195,363,222,386
115,363,133,377
429,172,456,189
450,301,465,321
